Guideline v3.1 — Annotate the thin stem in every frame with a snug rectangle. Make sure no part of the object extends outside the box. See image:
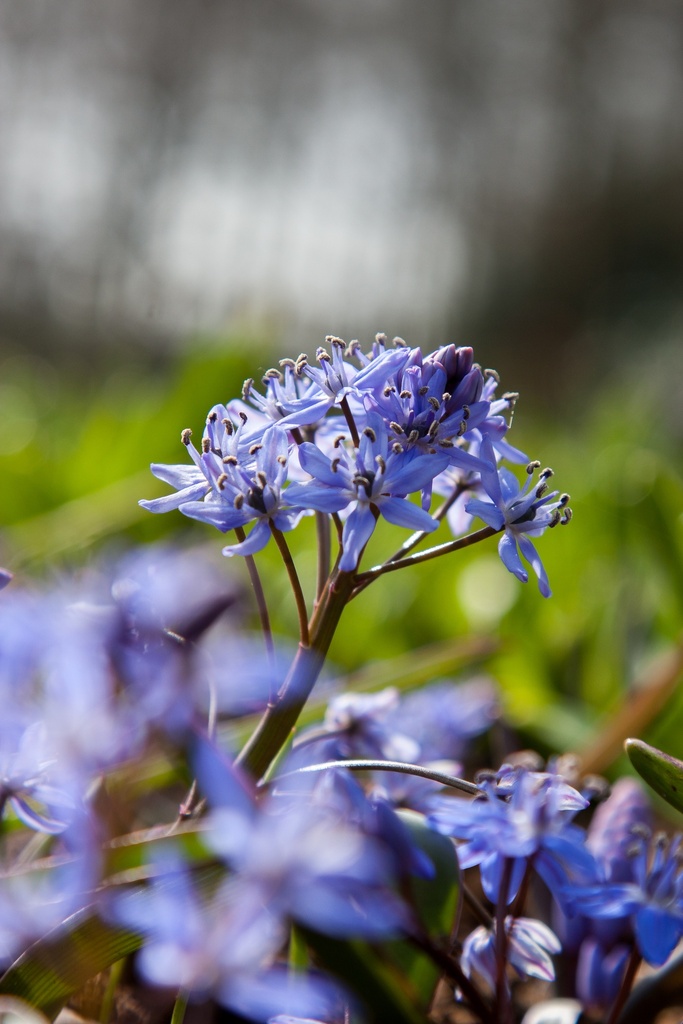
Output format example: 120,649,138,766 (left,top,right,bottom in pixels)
99,957,126,1024
462,882,494,928
235,525,276,701
268,758,481,796
410,930,493,1024
314,511,331,602
605,946,642,1024
387,483,468,564
340,395,360,447
495,858,513,1024
170,989,190,1024
269,523,309,647
352,525,499,592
